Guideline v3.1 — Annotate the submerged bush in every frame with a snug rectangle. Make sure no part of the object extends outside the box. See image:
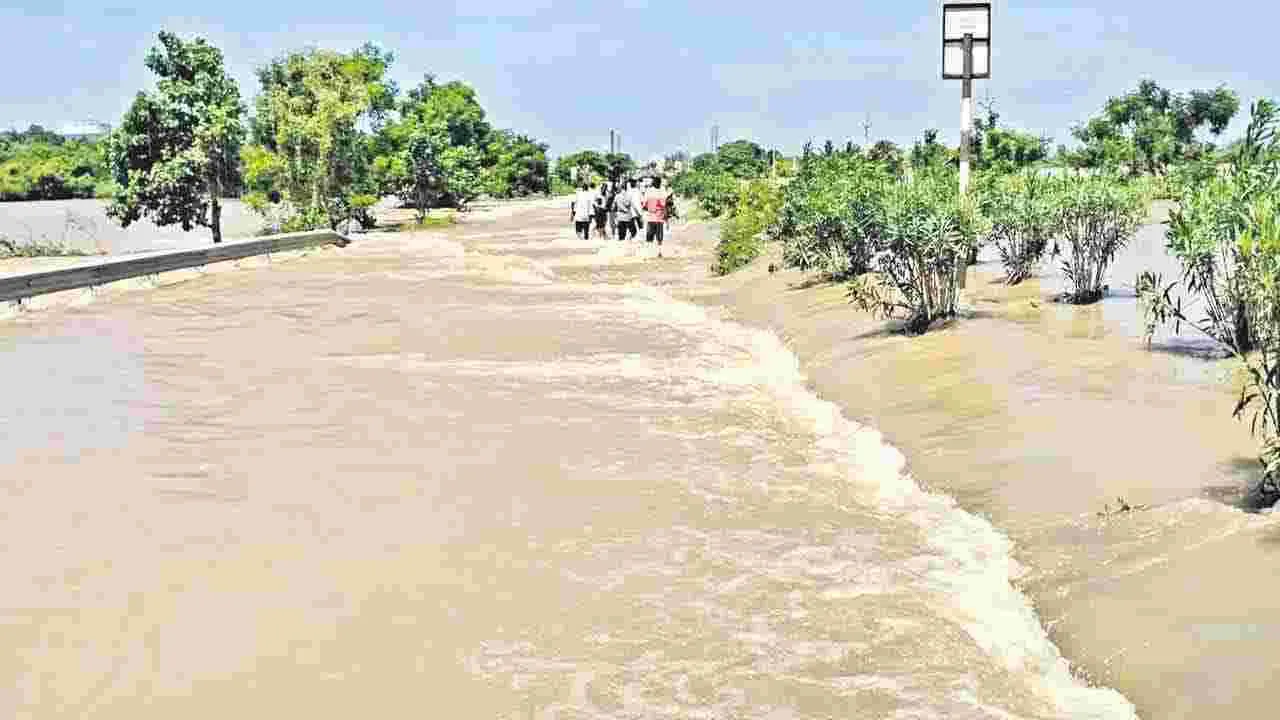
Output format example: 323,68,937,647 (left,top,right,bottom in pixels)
776,154,891,277
712,179,782,275
983,171,1057,284
847,172,984,333
1138,100,1280,500
1055,175,1145,303
671,168,738,218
